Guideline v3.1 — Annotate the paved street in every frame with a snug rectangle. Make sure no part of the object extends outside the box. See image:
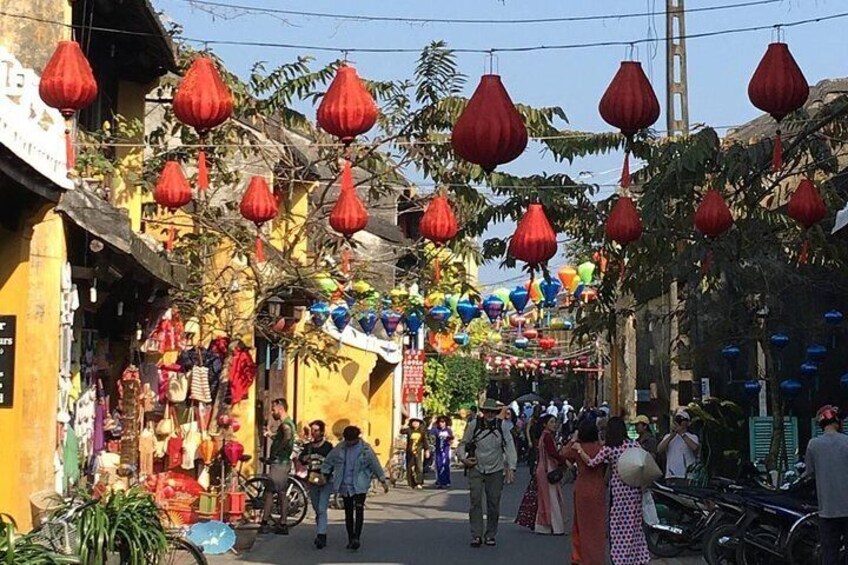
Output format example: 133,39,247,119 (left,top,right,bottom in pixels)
210,467,704,565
